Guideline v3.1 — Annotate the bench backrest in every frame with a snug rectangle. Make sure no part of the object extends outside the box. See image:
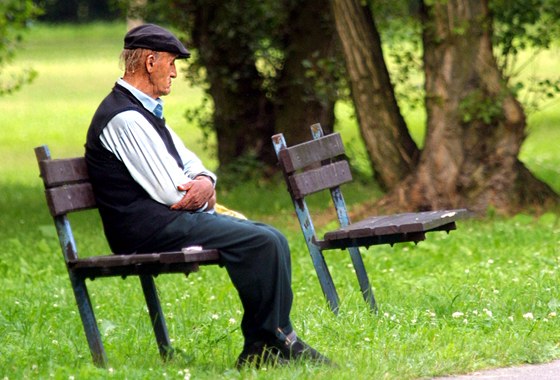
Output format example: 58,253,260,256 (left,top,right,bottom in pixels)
35,145,96,217
273,128,353,200
272,123,356,244
35,145,97,263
